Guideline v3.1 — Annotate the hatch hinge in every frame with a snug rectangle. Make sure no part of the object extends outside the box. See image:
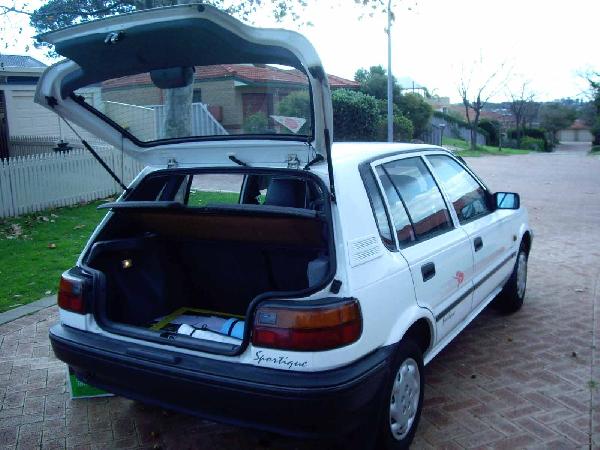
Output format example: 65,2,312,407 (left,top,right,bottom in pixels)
287,154,300,169
45,96,58,108
167,158,178,168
